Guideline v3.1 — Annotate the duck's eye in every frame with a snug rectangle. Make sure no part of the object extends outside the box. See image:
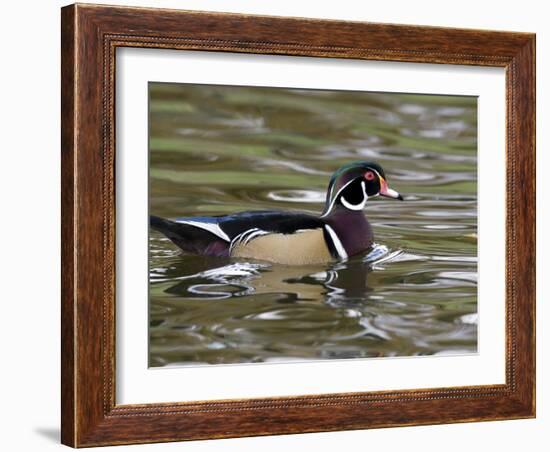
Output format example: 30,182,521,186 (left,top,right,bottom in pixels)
365,171,375,181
